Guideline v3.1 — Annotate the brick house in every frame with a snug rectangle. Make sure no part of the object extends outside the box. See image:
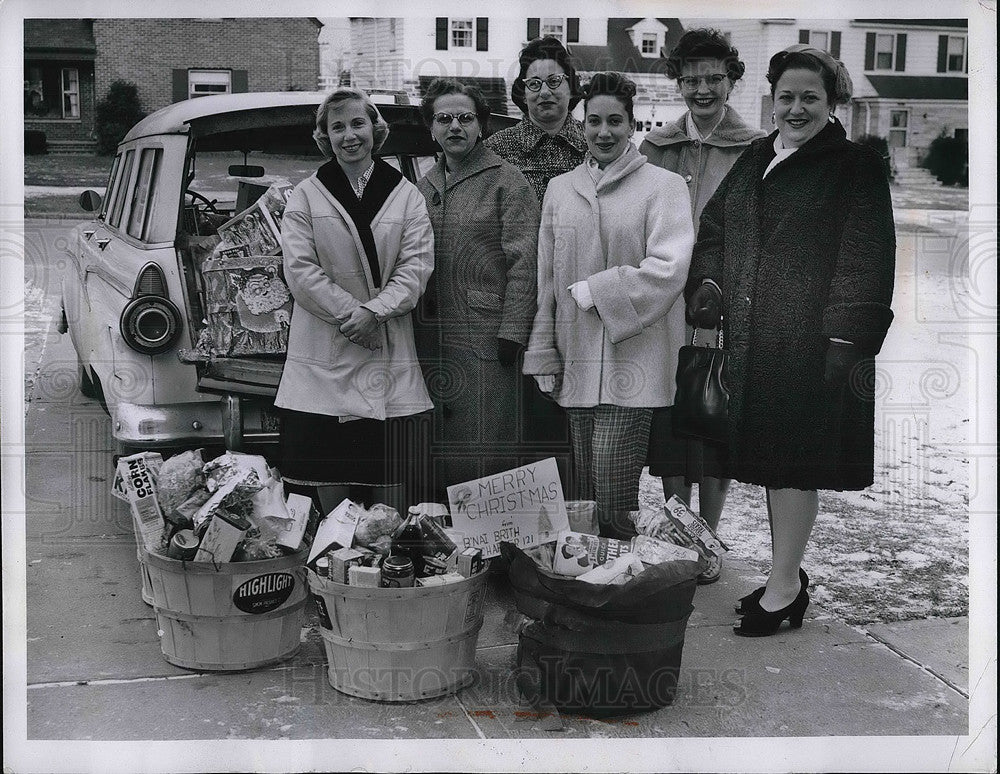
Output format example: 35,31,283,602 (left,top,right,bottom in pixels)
24,18,322,154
